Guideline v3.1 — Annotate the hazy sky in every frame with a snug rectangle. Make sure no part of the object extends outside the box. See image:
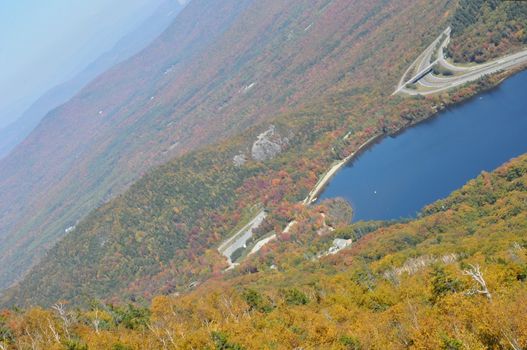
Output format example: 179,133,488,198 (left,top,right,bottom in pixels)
0,0,167,129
